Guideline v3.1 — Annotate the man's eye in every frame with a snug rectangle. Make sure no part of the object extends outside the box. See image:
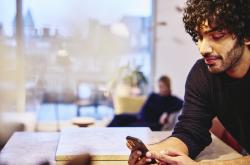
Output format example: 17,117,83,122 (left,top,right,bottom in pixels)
211,32,226,40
